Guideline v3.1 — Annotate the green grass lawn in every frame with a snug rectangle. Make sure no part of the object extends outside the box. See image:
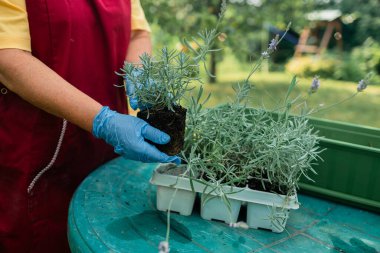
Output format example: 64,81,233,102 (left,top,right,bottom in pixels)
192,55,380,129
